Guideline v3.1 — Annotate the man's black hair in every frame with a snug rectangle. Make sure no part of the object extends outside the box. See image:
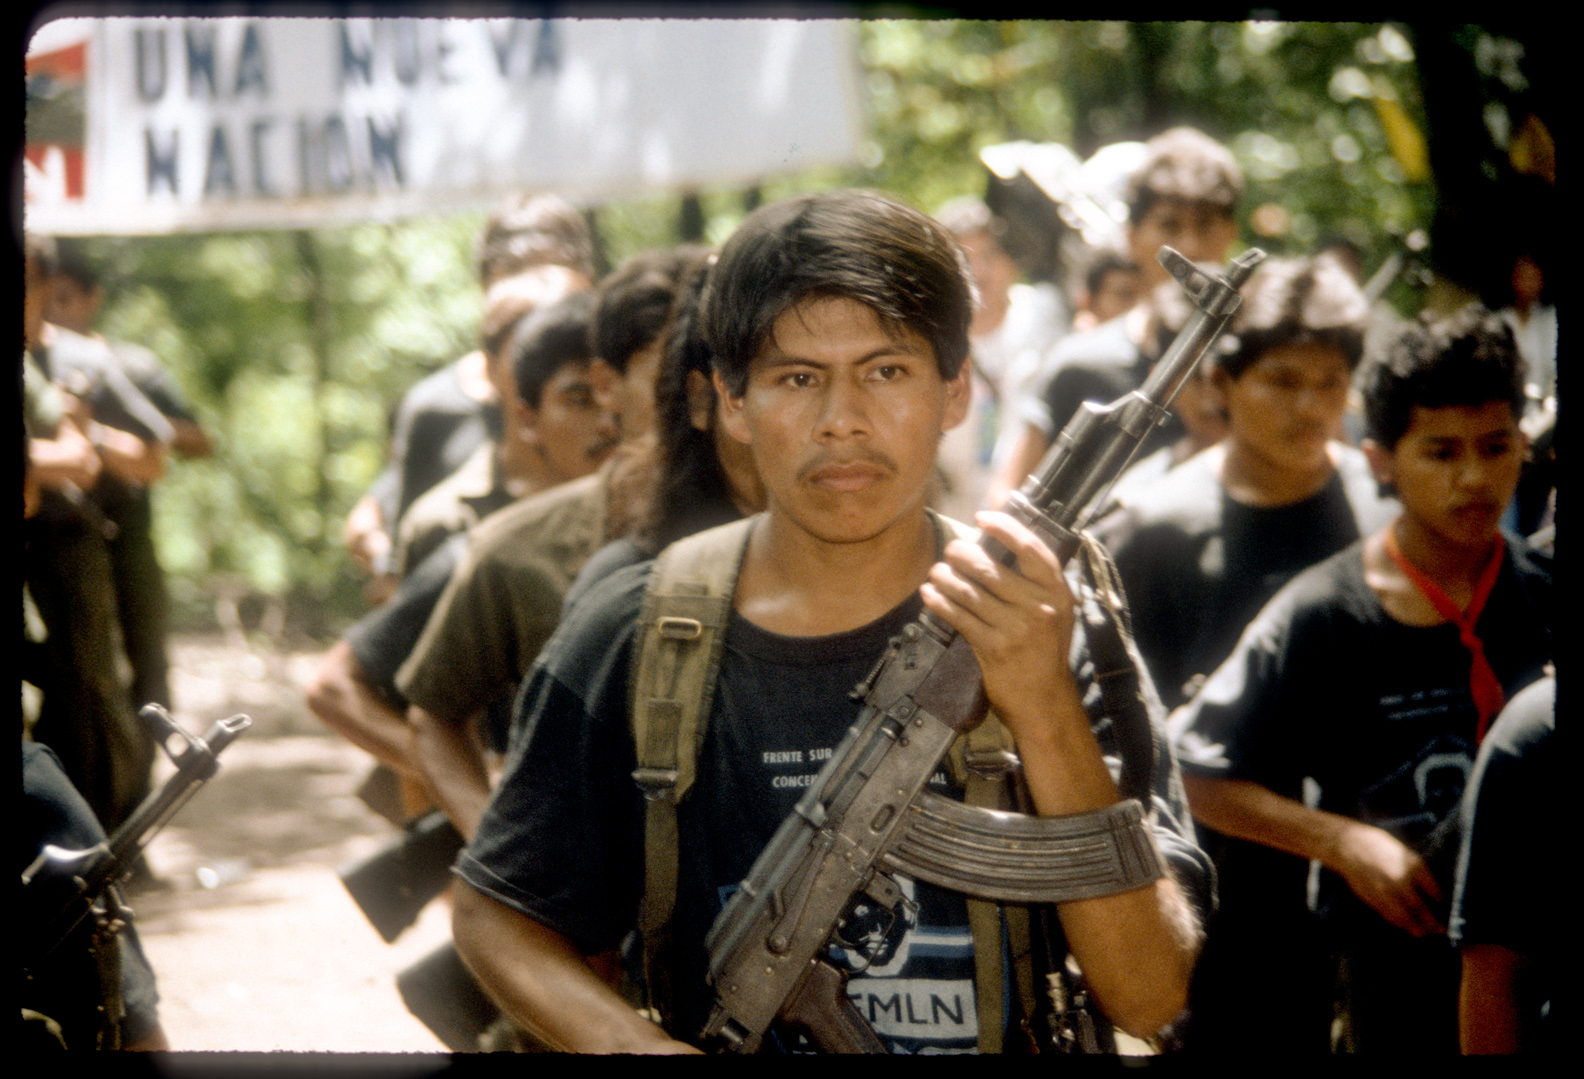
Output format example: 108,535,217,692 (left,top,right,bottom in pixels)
1084,248,1140,302
591,246,707,375
1215,253,1368,381
1359,304,1527,451
1125,126,1243,226
635,250,746,555
509,290,597,409
475,192,596,286
702,189,973,396
50,239,100,293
